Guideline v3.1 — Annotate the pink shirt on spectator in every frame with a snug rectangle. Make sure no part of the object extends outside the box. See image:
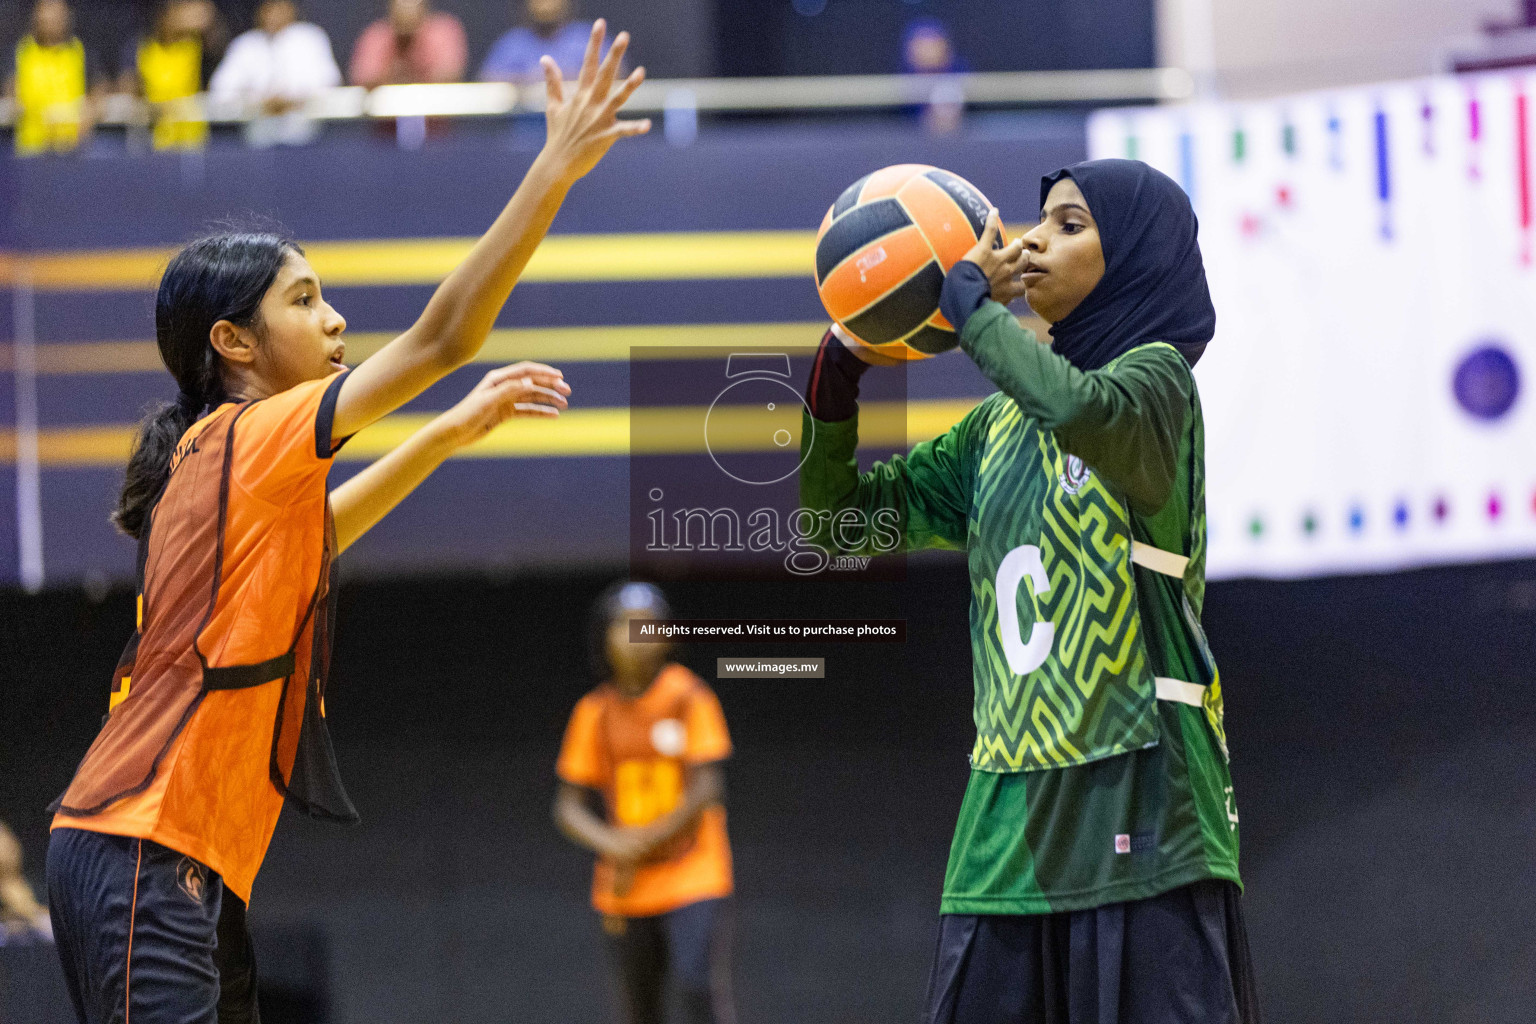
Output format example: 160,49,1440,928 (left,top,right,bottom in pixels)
348,14,467,87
